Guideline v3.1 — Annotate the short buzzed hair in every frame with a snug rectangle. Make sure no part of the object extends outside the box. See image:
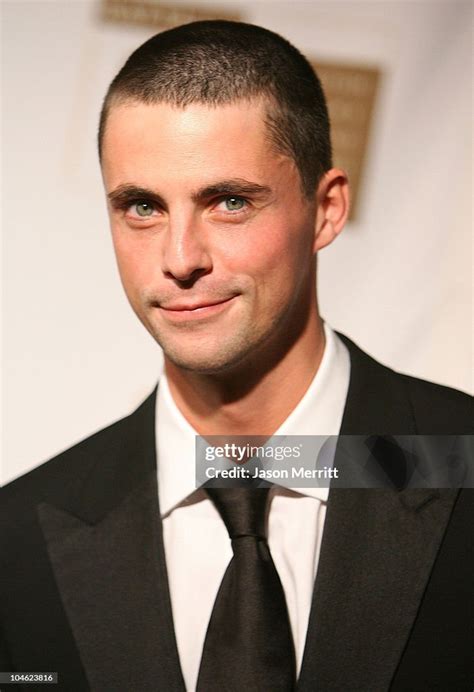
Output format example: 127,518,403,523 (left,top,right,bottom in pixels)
98,20,332,197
